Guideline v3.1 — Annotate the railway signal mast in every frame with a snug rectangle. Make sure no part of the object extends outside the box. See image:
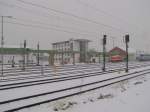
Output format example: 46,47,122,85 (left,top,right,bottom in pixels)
102,35,107,72
125,34,130,72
